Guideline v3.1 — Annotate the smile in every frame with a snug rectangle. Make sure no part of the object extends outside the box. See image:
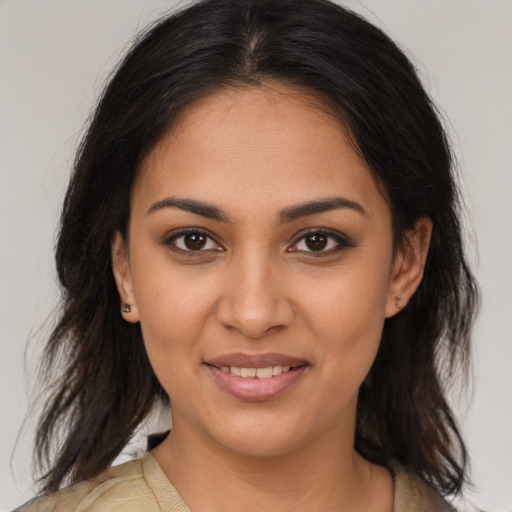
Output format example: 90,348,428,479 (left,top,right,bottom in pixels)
219,365,291,379
204,353,308,401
